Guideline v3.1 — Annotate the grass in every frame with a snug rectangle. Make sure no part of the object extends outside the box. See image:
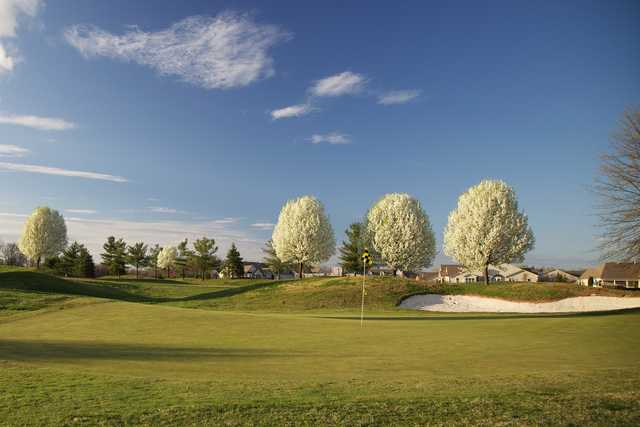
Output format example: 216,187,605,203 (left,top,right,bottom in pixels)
0,270,639,425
